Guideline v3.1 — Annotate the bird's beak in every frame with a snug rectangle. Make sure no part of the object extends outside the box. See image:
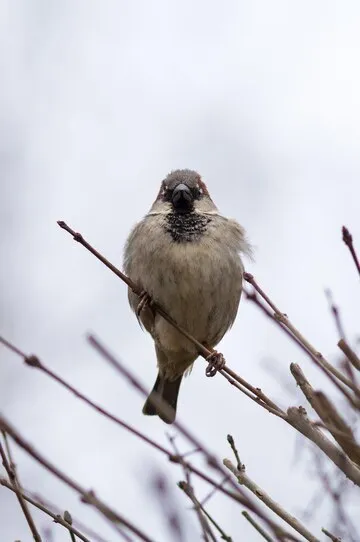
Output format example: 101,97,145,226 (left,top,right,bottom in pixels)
172,184,193,212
